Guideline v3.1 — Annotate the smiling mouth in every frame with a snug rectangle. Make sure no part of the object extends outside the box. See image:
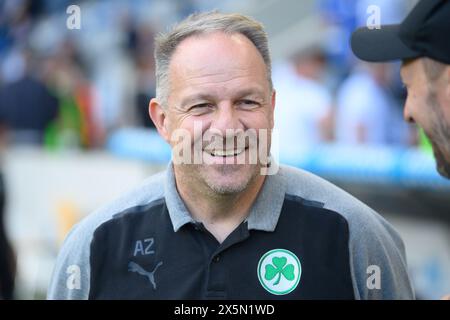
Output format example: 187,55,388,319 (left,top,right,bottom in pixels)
205,146,248,157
